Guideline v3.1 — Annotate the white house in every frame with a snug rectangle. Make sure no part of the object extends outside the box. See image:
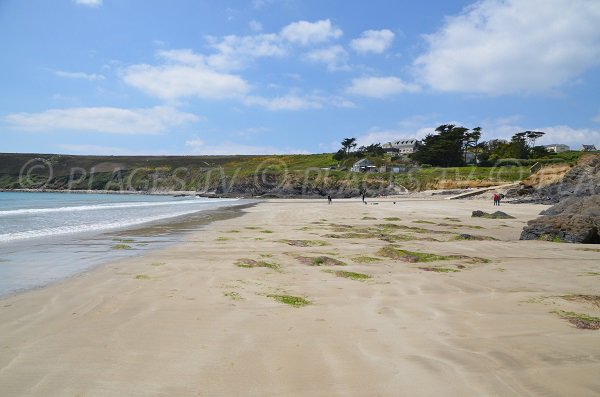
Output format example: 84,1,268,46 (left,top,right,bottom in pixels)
544,144,570,153
381,139,418,155
351,158,375,173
